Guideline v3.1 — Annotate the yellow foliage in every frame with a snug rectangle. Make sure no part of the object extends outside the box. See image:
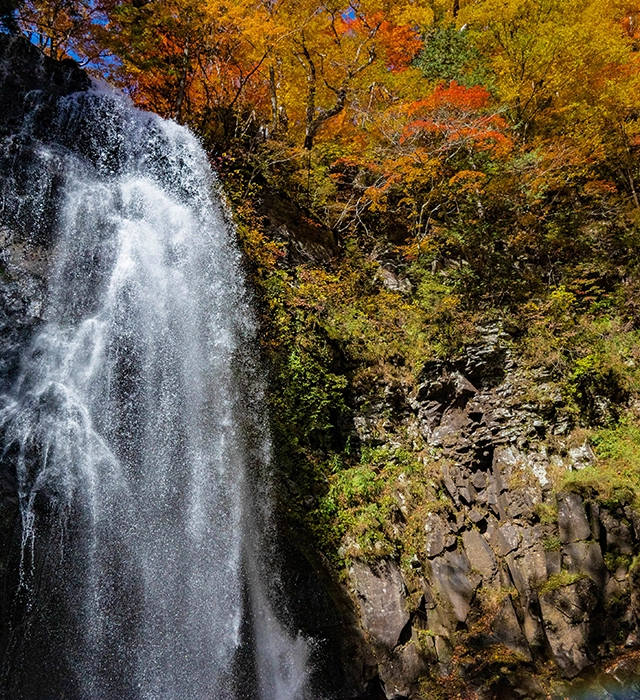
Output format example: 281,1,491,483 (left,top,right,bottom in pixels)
459,0,637,136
